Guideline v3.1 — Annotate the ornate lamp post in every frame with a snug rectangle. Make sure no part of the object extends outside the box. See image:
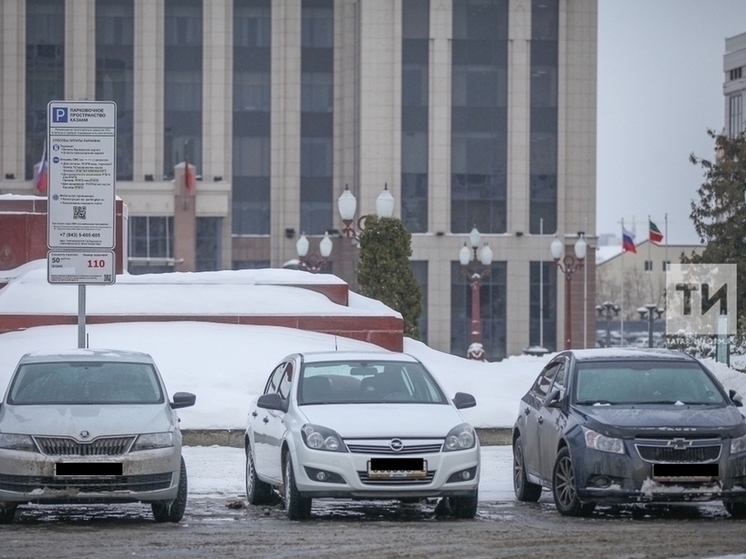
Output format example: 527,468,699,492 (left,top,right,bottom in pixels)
596,301,620,347
637,303,663,348
551,234,587,350
459,226,493,361
296,231,333,273
337,183,395,240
